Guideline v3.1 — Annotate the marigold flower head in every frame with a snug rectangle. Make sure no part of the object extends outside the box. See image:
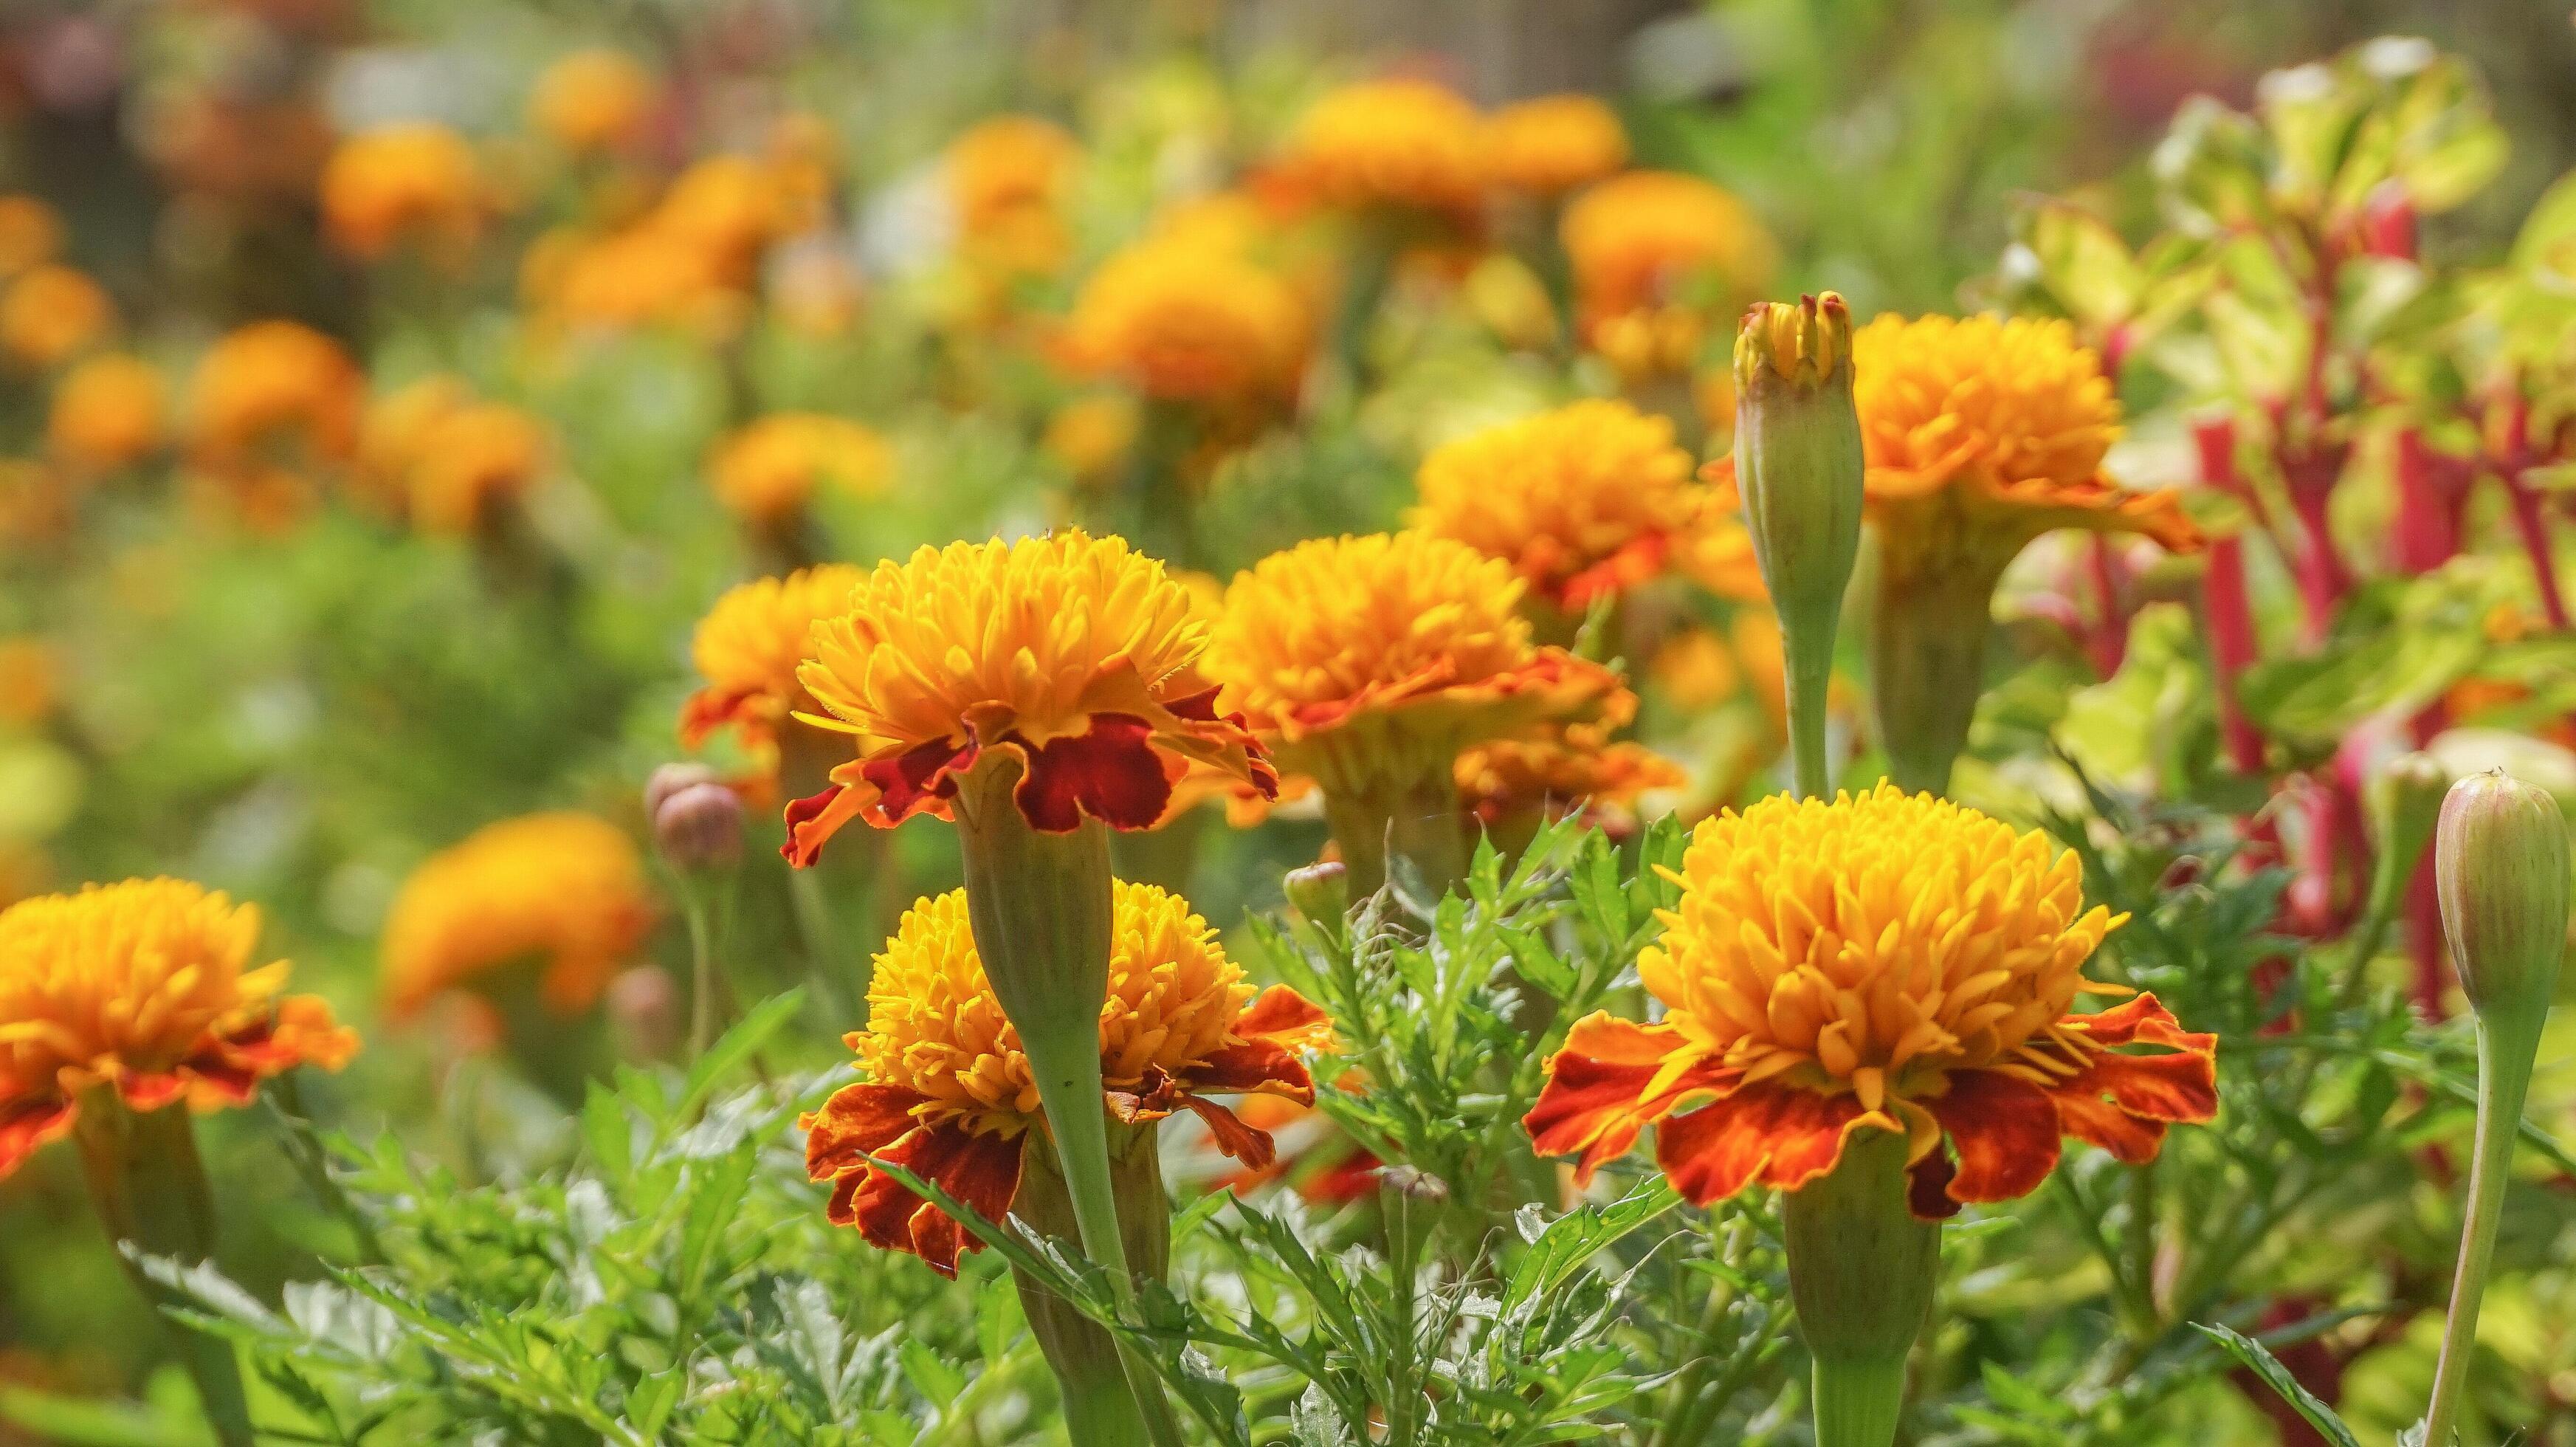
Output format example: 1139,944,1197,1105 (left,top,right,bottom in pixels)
356,377,550,534
1043,393,1140,487
1272,78,1485,216
1483,94,1629,196
1563,172,1776,357
0,635,58,726
320,123,486,262
1060,237,1309,405
681,564,865,760
1456,723,1684,836
1525,784,2216,1216
186,320,363,470
657,155,807,272
48,353,166,474
1,264,114,369
785,531,1276,864
0,879,357,1180
1202,530,1628,800
381,813,657,1019
1410,399,1702,610
0,196,63,278
945,115,1078,276
708,413,892,525
802,881,1332,1274
536,223,736,334
529,49,658,155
